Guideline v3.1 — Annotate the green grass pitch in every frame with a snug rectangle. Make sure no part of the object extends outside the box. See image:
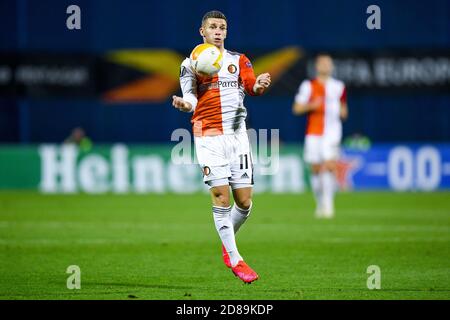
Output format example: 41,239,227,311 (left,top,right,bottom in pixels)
0,191,449,300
